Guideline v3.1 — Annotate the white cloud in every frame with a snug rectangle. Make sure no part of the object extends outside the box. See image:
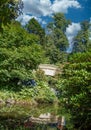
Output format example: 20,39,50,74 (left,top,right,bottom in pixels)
17,14,33,25
22,0,81,16
22,0,52,16
51,0,81,13
39,0,52,16
17,13,46,26
17,0,82,51
66,22,81,52
18,0,81,25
